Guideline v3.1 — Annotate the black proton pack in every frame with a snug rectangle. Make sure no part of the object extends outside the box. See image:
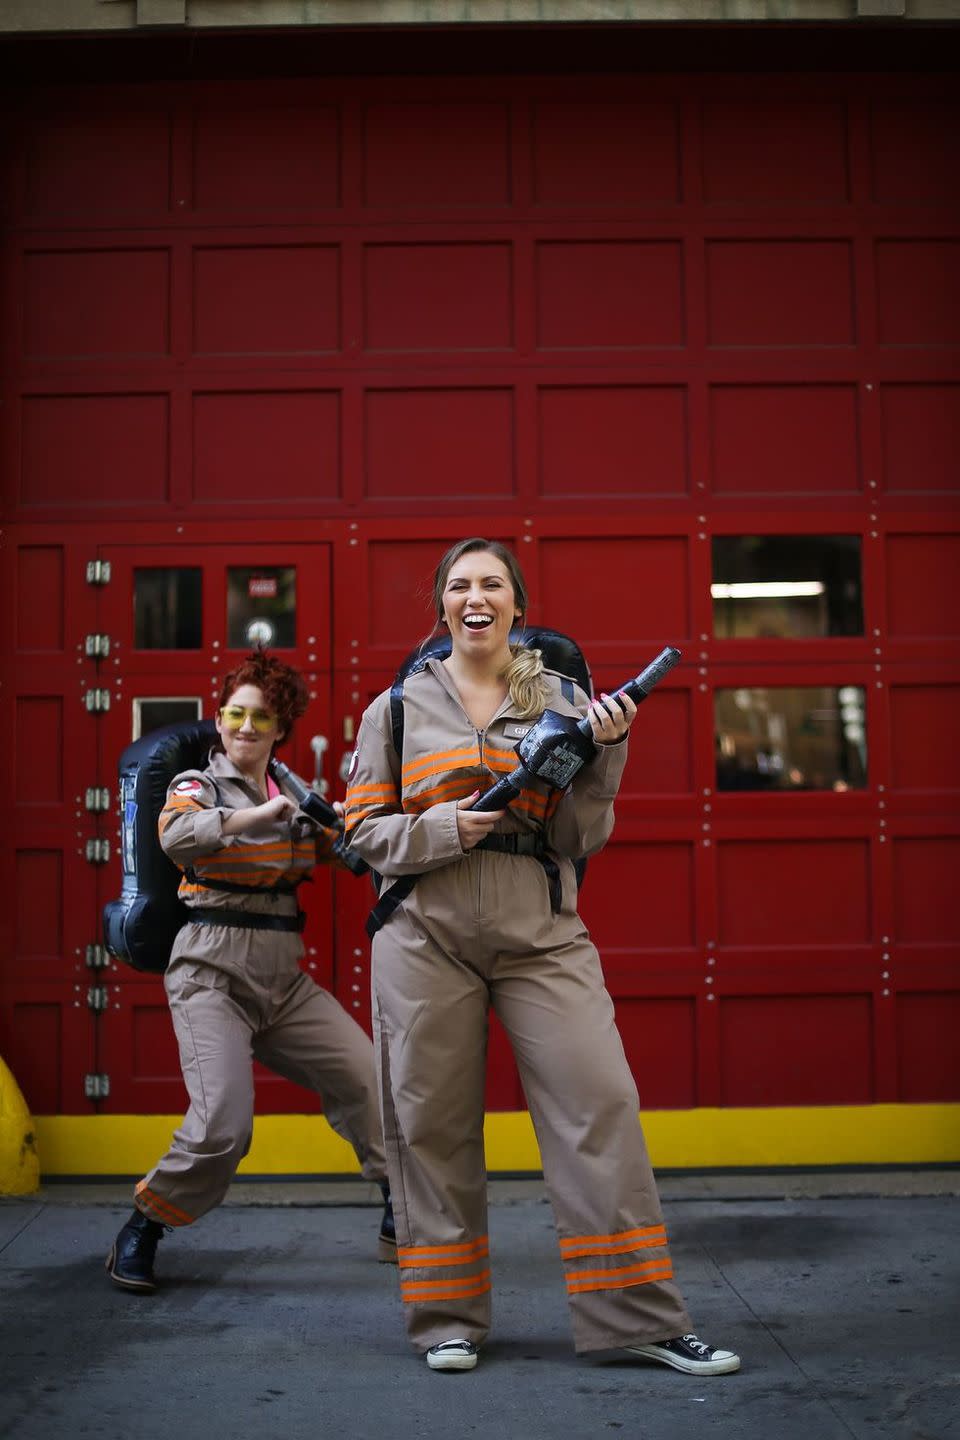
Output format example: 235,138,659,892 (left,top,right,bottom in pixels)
103,719,218,973
103,720,350,974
